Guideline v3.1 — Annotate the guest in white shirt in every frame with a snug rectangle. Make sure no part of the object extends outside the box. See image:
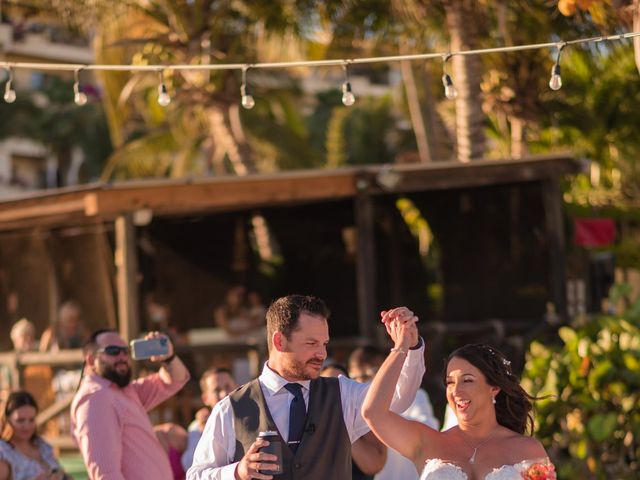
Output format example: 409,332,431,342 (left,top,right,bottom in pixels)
181,368,237,471
187,294,425,480
347,345,440,480
375,388,439,480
